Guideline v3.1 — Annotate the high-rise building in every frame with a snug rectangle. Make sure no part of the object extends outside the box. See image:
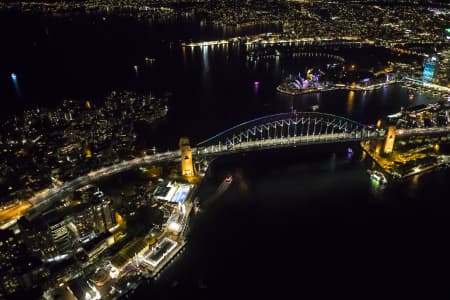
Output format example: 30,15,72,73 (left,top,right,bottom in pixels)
0,230,26,297
92,199,116,234
70,204,95,241
0,229,50,299
18,212,74,262
68,199,116,243
422,57,437,83
48,218,72,257
436,49,450,86
18,217,54,261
